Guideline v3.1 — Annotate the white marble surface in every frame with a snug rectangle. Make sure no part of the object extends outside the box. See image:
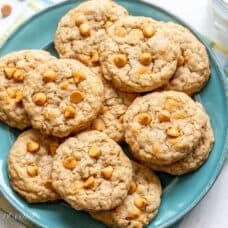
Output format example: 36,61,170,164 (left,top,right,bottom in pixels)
0,0,227,228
